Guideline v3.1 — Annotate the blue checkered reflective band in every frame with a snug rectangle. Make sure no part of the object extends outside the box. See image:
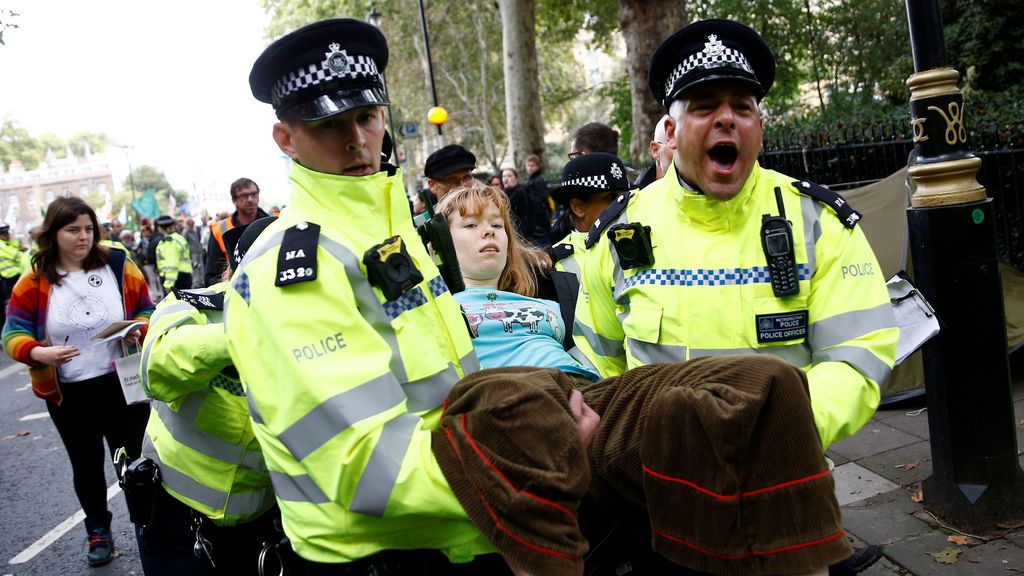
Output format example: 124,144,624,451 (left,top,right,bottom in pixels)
211,373,245,397
382,286,428,320
428,275,448,298
234,272,250,305
623,264,811,288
